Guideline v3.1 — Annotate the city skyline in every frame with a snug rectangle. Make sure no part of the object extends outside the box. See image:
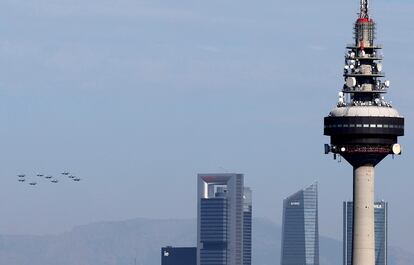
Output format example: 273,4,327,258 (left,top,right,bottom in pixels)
0,0,413,257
